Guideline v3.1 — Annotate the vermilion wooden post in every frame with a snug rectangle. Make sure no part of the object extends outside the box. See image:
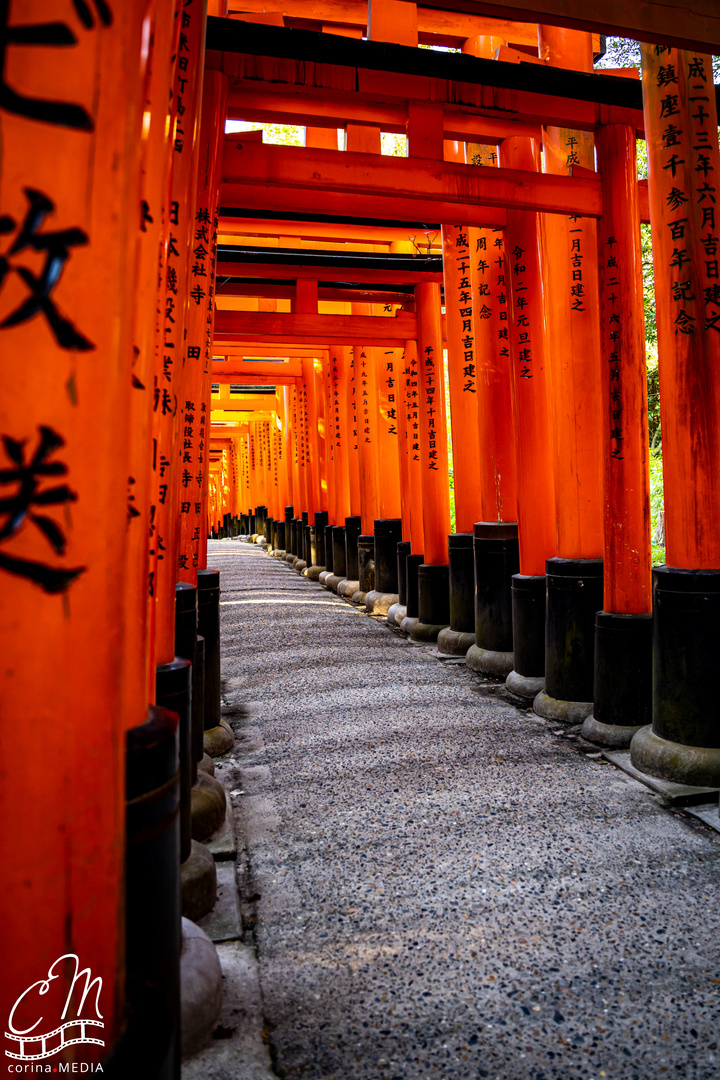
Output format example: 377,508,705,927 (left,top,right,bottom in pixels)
532,26,604,720
461,143,521,675
499,136,557,698
372,310,403,522
183,70,228,578
441,144,484,534
582,124,653,749
345,343,363,519
412,282,451,638
630,45,720,786
129,0,178,709
152,0,207,668
390,240,424,557
0,2,144,1064
352,305,381,535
